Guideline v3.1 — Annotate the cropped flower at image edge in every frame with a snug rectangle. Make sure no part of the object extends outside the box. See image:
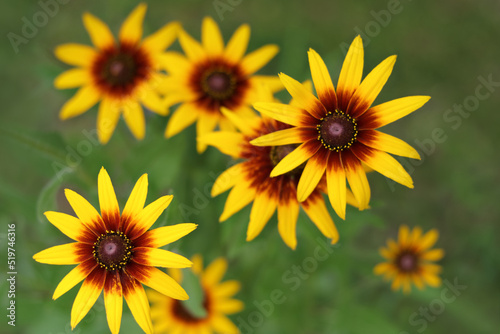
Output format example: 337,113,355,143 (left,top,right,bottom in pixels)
33,167,197,334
